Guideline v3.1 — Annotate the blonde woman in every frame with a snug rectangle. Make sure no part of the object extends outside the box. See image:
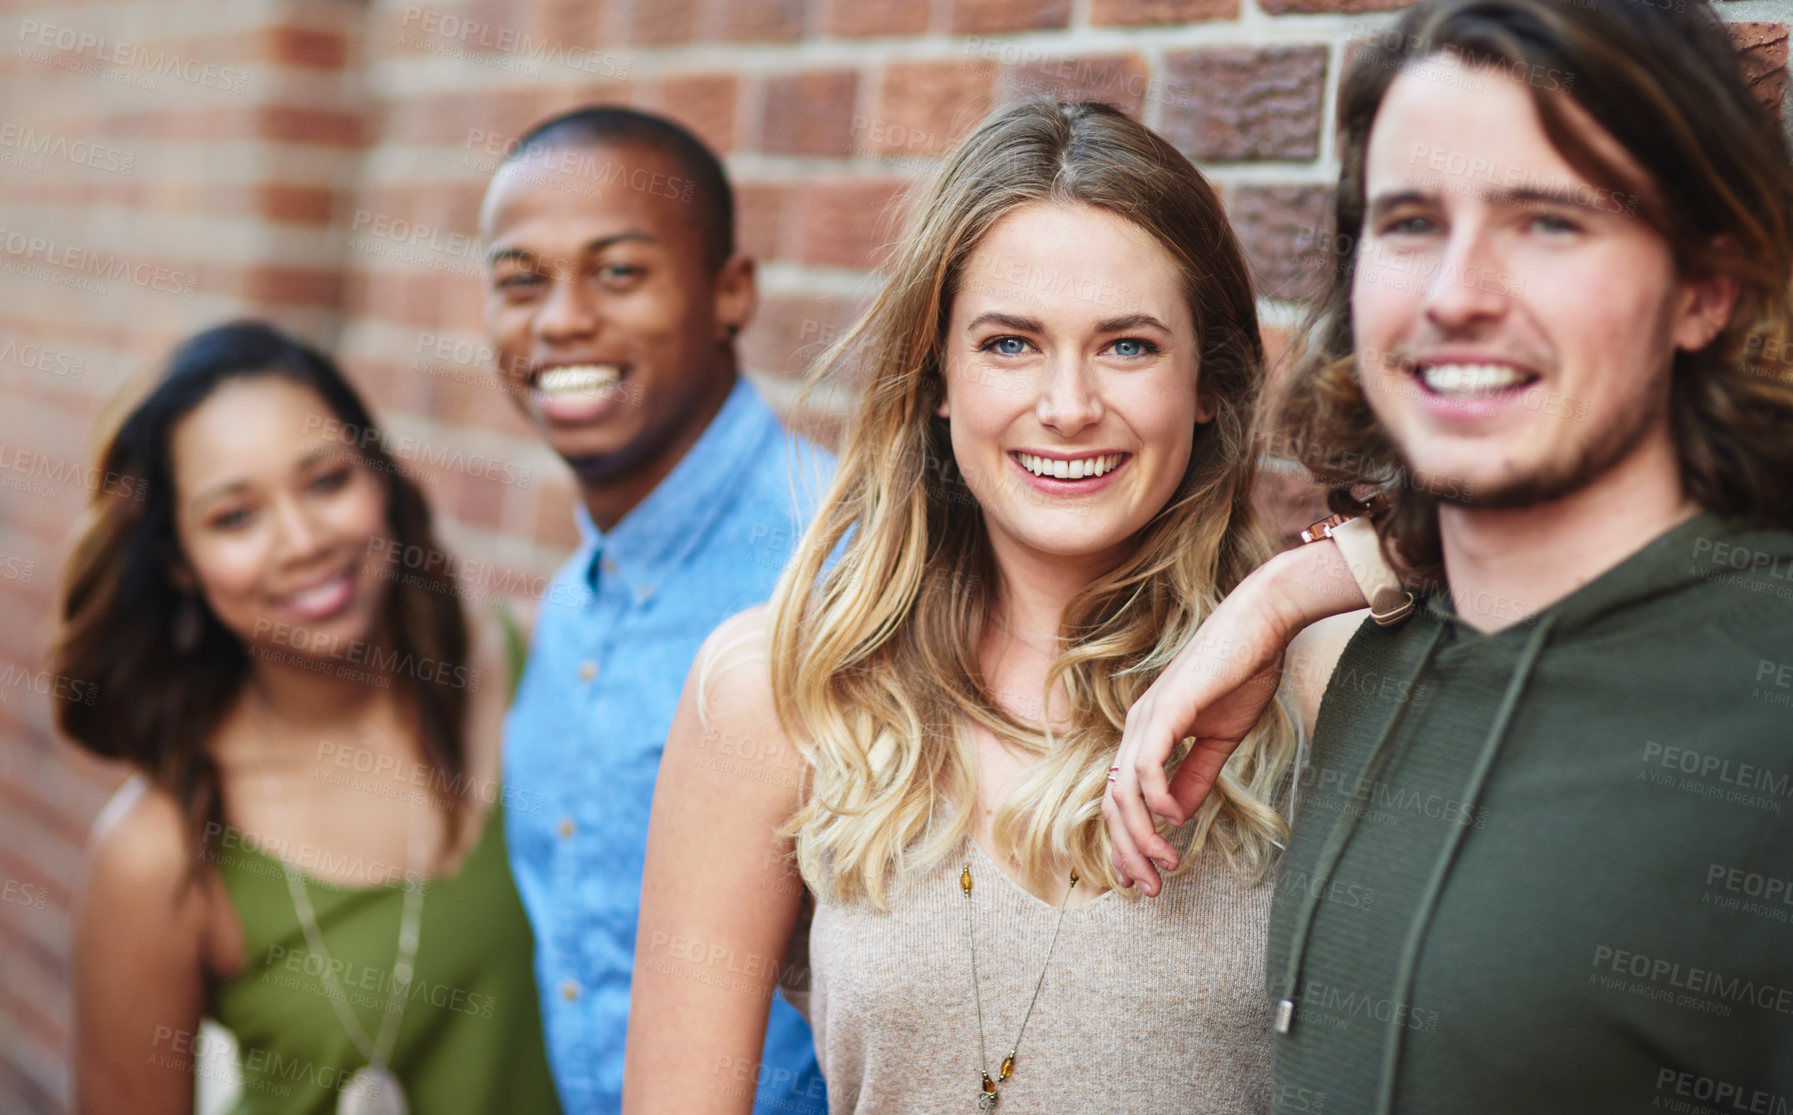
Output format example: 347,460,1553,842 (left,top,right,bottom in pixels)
625,101,1312,1113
